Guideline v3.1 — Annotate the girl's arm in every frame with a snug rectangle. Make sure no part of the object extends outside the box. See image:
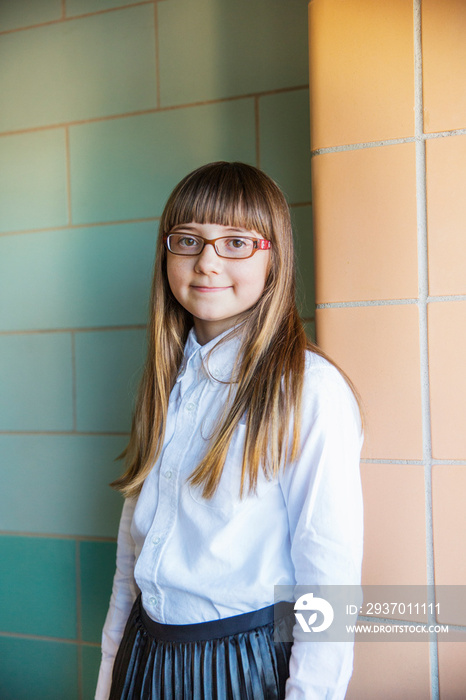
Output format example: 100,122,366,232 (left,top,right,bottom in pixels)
279,363,364,700
95,497,138,700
